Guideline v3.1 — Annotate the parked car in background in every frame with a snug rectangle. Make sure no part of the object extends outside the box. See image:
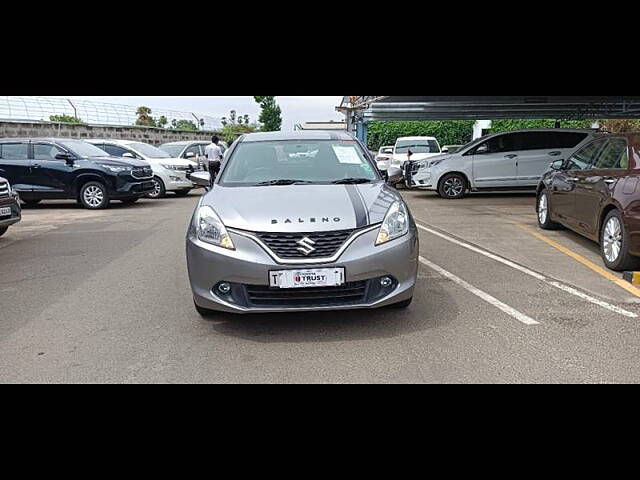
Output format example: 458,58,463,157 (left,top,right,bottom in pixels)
375,146,394,174
0,175,21,237
392,136,442,170
187,131,416,315
159,140,229,170
0,138,154,209
537,132,640,271
87,139,199,198
407,129,595,199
